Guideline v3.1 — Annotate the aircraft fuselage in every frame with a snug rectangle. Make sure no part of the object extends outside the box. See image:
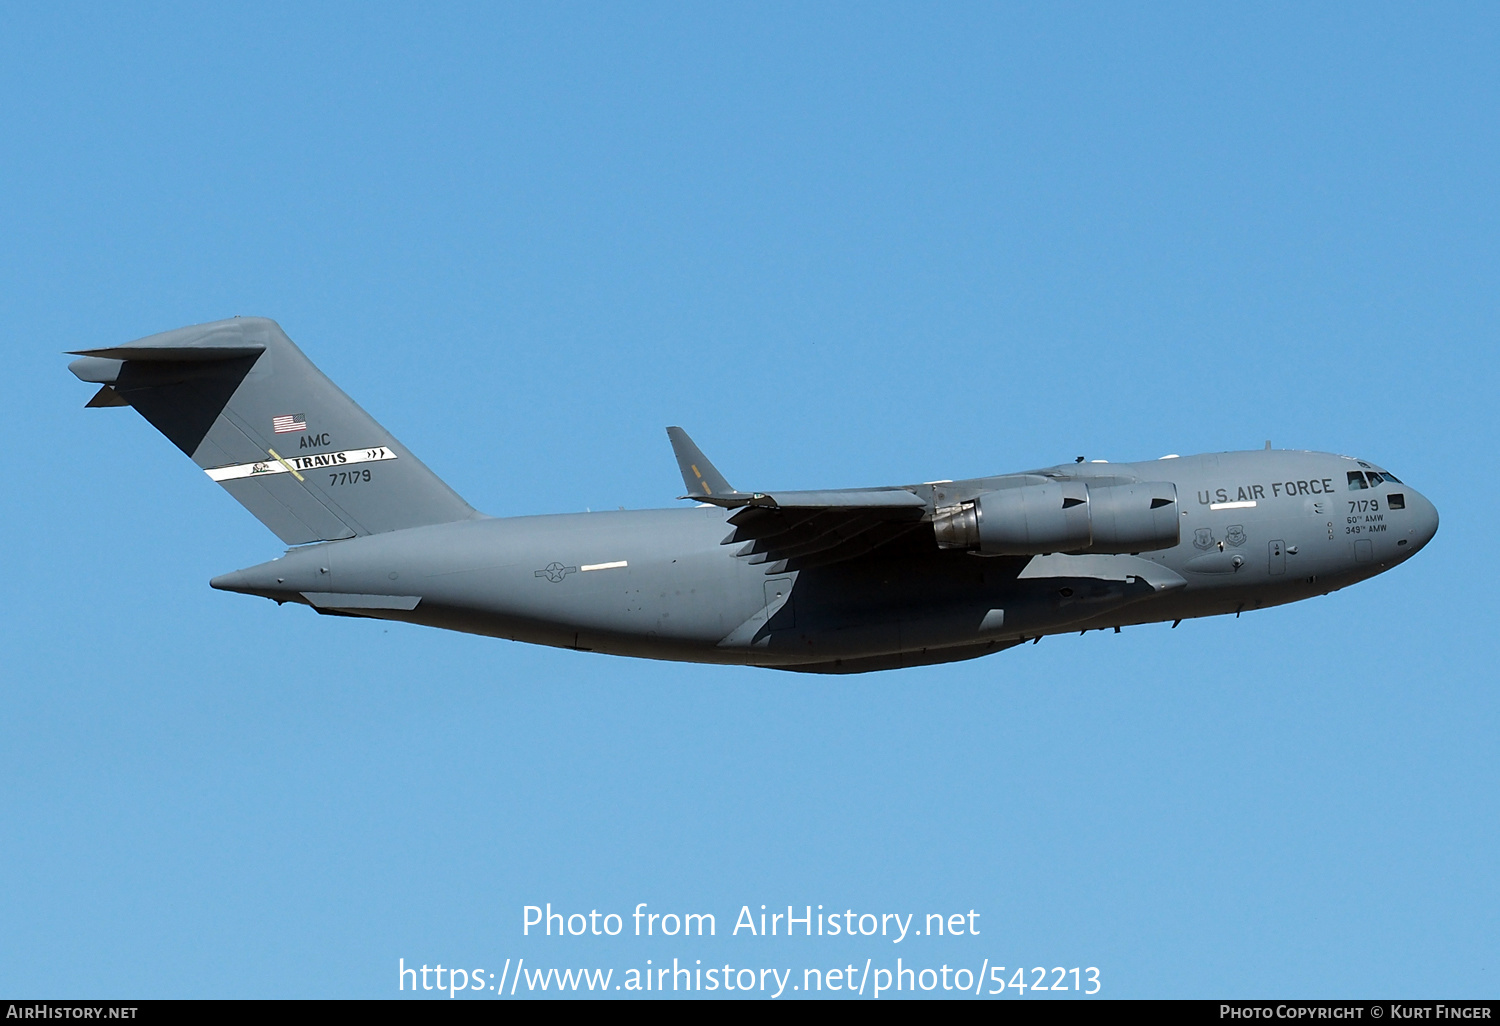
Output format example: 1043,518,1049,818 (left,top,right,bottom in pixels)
211,448,1438,673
